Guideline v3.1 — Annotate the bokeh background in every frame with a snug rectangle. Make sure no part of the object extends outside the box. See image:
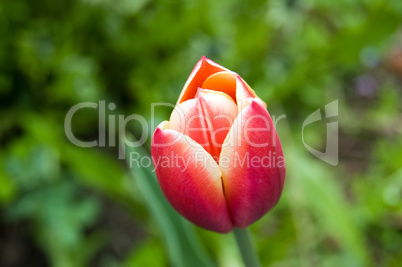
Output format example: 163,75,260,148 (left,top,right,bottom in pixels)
1,0,402,266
